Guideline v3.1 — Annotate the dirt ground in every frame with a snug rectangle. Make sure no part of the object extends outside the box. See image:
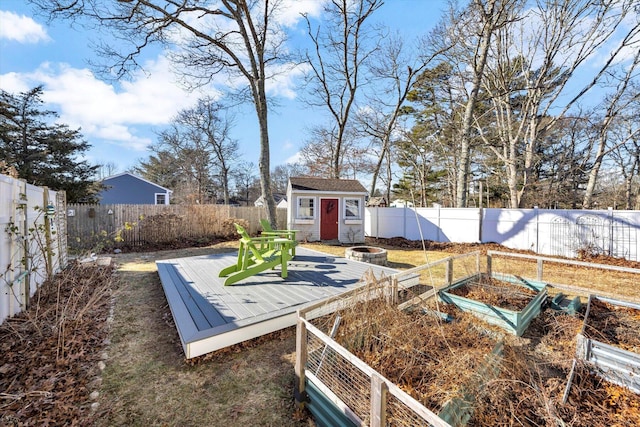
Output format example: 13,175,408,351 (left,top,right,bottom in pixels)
1,238,639,426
